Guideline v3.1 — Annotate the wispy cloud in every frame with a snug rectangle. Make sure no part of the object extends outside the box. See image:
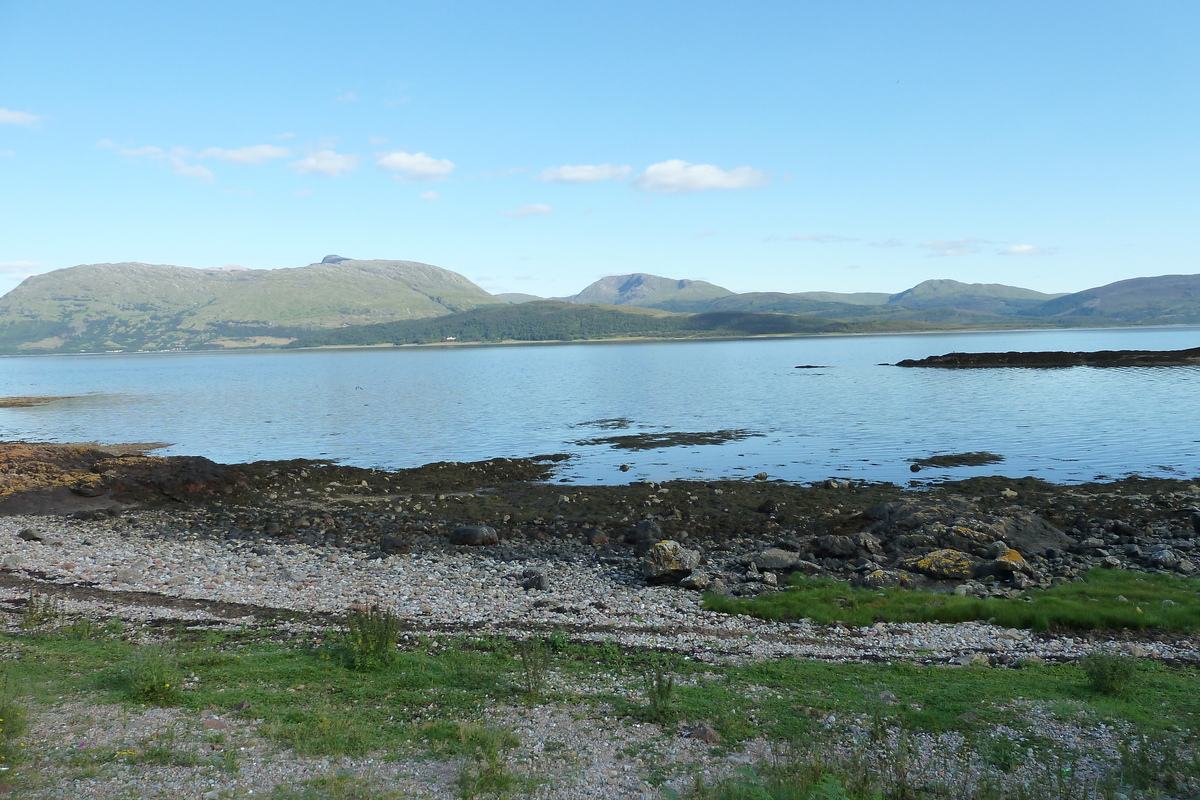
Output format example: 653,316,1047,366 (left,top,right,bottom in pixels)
376,150,455,181
335,91,358,103
291,189,313,197
999,244,1055,256
788,234,858,244
288,150,359,177
917,238,987,257
867,238,904,248
419,190,441,202
198,144,290,164
0,150,13,158
0,108,42,126
0,260,47,278
537,163,632,183
632,159,768,194
503,204,553,218
97,140,213,183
